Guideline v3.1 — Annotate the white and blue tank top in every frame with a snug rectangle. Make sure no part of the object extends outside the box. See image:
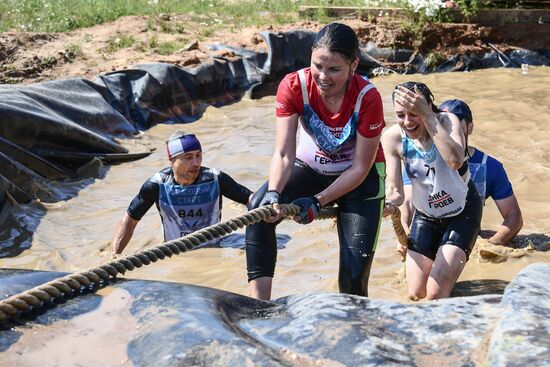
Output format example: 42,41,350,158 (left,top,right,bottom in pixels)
402,131,470,218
